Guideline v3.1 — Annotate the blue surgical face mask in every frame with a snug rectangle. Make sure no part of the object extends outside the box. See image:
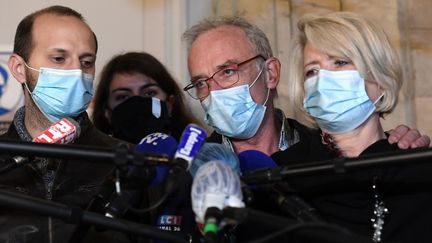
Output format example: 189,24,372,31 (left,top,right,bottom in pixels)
303,69,383,134
201,67,269,139
24,63,94,122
